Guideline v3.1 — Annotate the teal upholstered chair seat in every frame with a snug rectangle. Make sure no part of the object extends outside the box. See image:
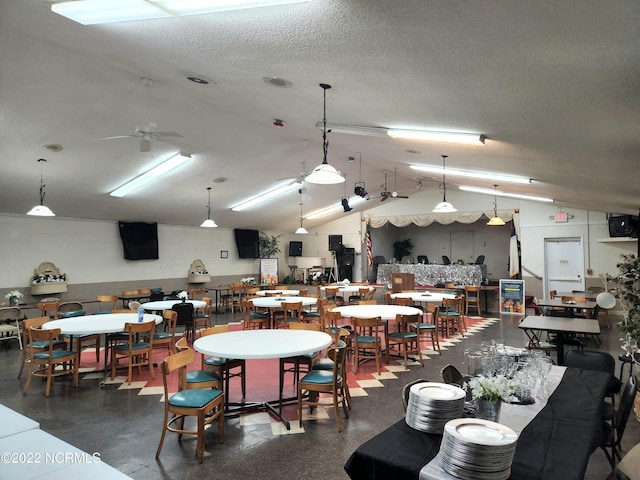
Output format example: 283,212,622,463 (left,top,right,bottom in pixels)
60,310,85,318
114,341,150,352
32,339,66,349
153,332,173,341
186,369,220,385
355,334,377,344
412,322,436,330
34,349,76,360
387,331,418,341
204,356,227,367
298,369,341,385
168,388,223,409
